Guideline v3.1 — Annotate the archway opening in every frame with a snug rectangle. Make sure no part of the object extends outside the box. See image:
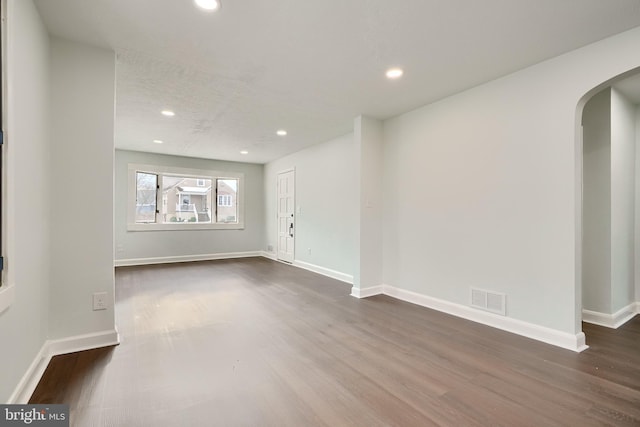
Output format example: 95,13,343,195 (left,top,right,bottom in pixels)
577,68,640,341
